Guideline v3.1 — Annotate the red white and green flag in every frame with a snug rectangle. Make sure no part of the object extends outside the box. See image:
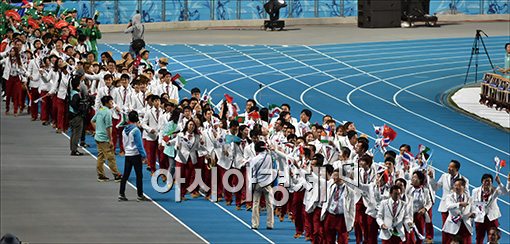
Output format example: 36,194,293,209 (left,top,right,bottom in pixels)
171,73,187,88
